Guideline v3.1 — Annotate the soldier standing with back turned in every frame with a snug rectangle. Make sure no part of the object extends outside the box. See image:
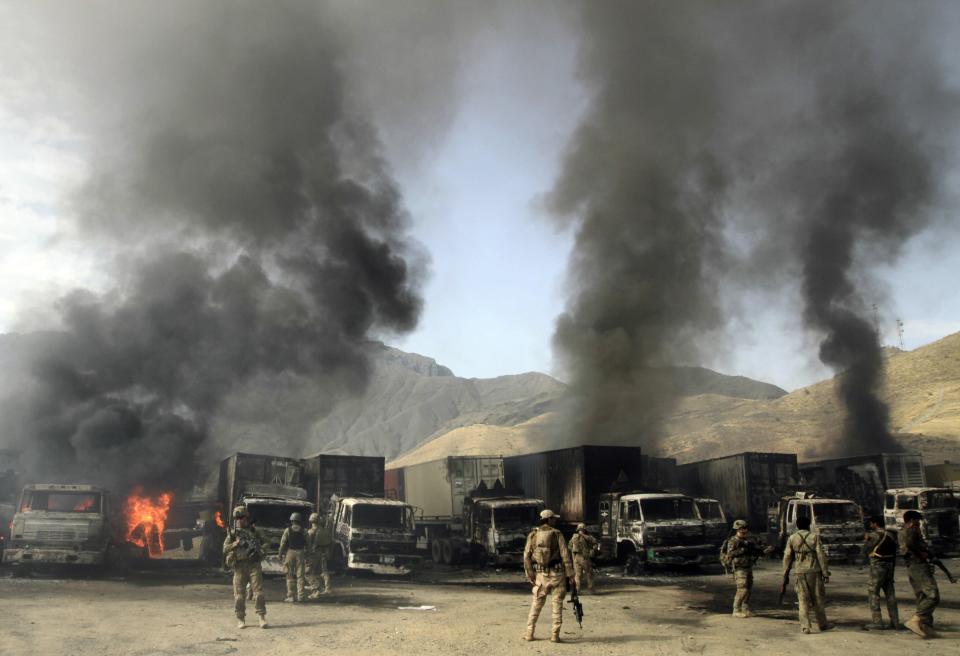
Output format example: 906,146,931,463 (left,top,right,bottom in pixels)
569,522,598,593
306,511,332,598
523,509,575,643
781,515,831,634
279,512,308,602
222,505,268,629
900,509,941,638
861,515,899,630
